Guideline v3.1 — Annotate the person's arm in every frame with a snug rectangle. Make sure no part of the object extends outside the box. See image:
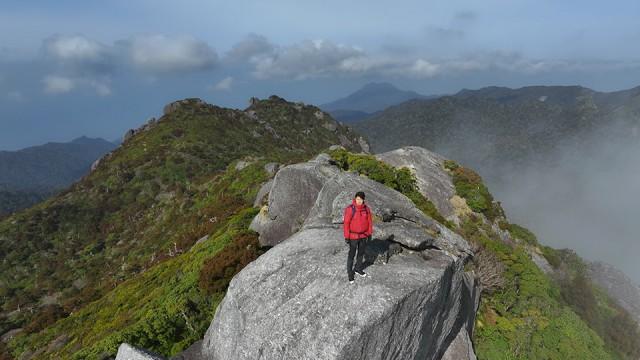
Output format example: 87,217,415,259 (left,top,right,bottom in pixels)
367,206,373,237
343,207,351,240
